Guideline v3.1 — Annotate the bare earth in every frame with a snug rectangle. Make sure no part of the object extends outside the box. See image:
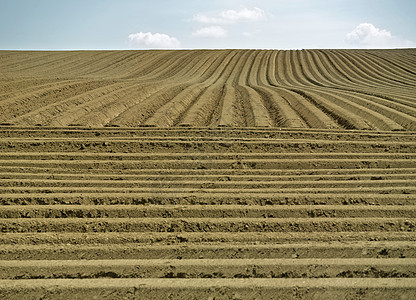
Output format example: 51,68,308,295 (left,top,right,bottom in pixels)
0,49,415,299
